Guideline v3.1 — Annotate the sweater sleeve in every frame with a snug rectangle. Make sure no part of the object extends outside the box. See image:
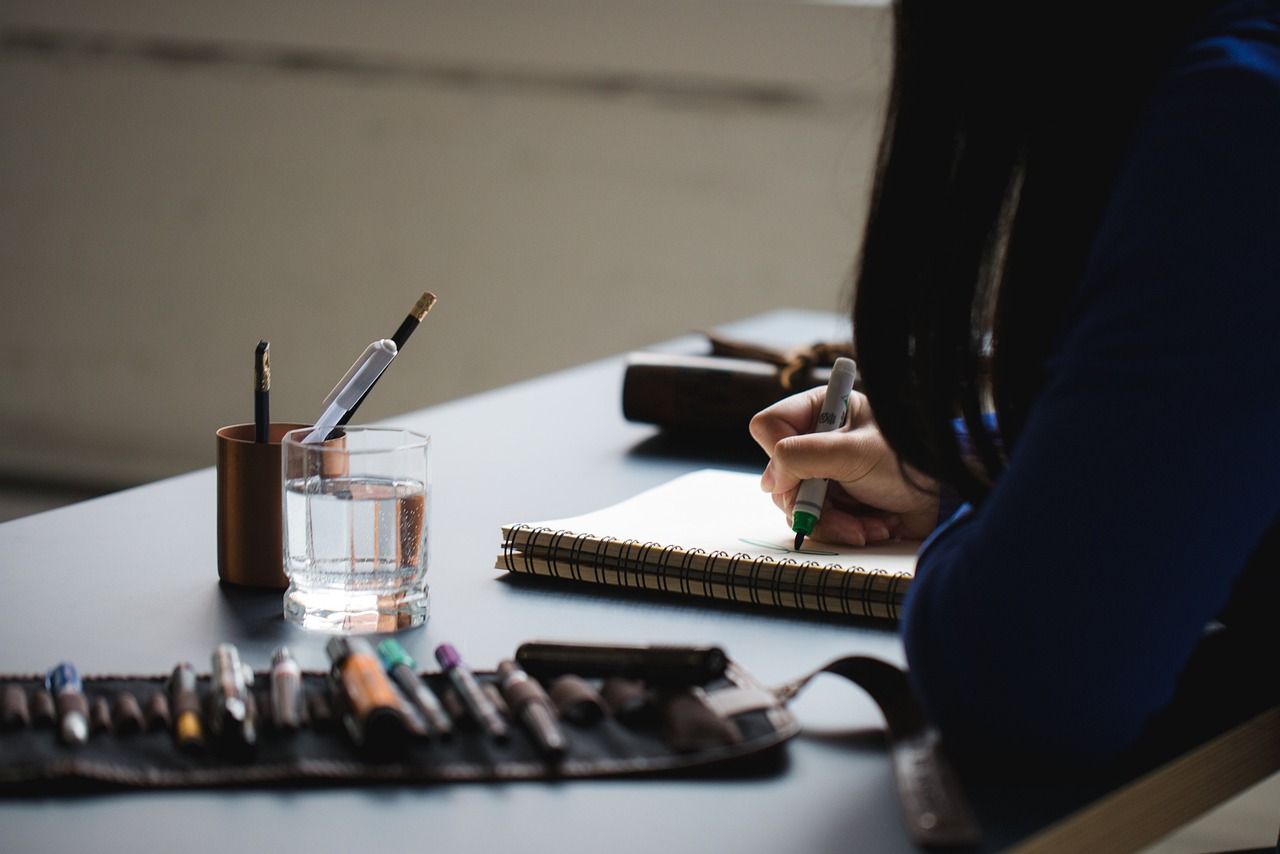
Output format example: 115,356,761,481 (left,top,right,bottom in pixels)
901,9,1280,768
